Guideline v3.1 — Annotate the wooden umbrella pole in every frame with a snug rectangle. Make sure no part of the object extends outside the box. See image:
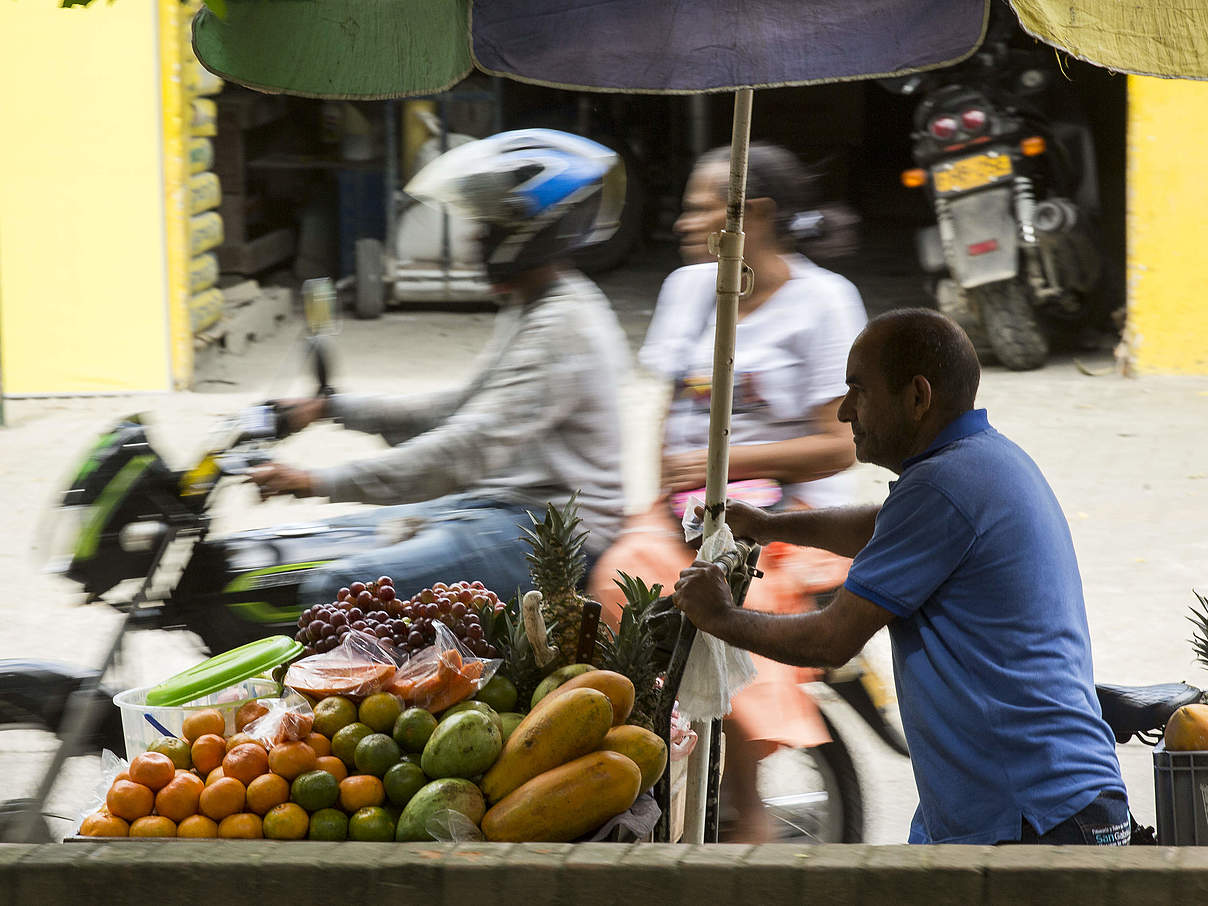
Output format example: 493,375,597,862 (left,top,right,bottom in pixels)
683,88,754,846
702,87,753,543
